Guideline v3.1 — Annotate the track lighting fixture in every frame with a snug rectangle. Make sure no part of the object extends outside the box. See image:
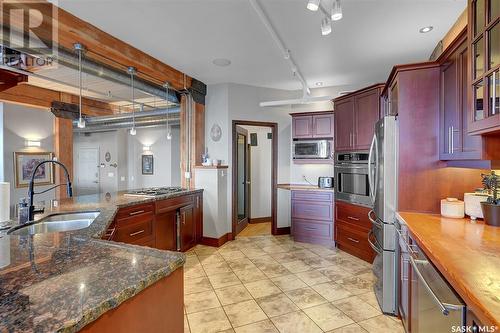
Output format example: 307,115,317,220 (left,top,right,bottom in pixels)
128,66,137,136
331,0,342,21
306,0,320,11
74,43,86,129
321,17,332,36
